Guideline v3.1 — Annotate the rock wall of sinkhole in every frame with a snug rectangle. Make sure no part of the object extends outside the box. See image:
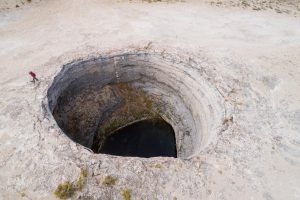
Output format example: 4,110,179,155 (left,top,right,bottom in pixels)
47,53,224,158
